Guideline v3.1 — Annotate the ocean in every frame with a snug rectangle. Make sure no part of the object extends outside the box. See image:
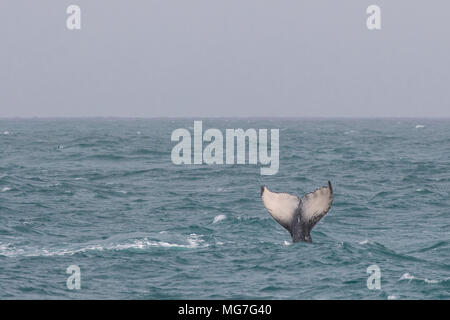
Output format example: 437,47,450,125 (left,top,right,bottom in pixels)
0,118,449,299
